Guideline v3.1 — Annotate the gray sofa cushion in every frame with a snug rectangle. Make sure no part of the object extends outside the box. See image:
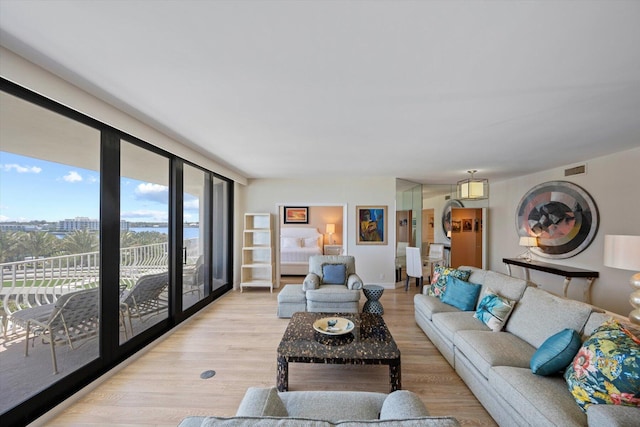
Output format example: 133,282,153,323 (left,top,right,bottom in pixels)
506,287,593,348
236,387,288,417
454,330,535,378
179,417,461,427
306,286,361,303
379,390,429,419
477,270,528,306
181,417,331,426
280,390,386,422
431,311,490,343
338,419,460,426
413,294,461,321
488,366,586,427
587,404,640,427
